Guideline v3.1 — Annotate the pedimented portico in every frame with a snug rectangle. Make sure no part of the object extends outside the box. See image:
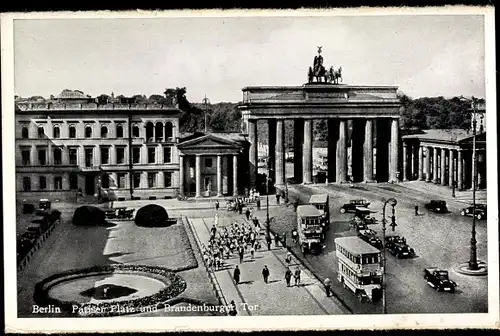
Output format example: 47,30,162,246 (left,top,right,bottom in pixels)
177,133,247,197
